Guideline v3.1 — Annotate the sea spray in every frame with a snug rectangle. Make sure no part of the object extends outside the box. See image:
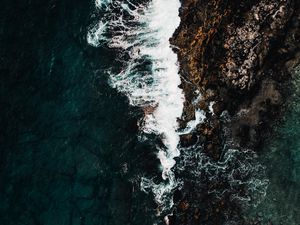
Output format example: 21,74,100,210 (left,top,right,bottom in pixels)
86,0,267,217
87,0,185,211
